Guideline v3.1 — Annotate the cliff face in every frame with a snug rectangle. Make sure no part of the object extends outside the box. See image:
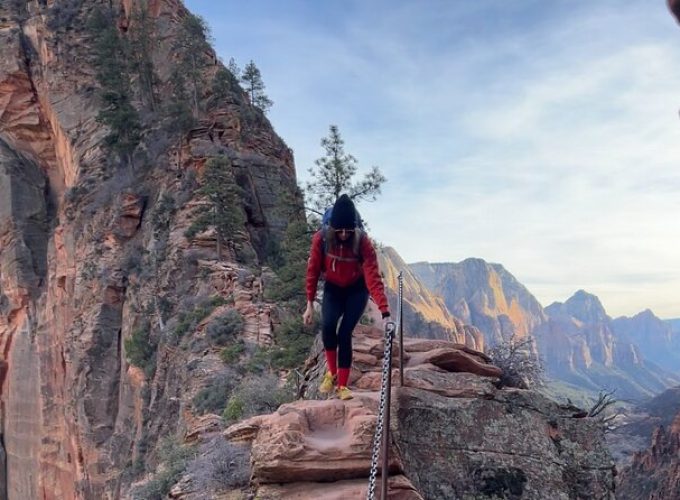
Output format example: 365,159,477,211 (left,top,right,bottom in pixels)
617,411,680,500
378,247,484,349
410,258,548,345
0,1,296,498
612,310,680,375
